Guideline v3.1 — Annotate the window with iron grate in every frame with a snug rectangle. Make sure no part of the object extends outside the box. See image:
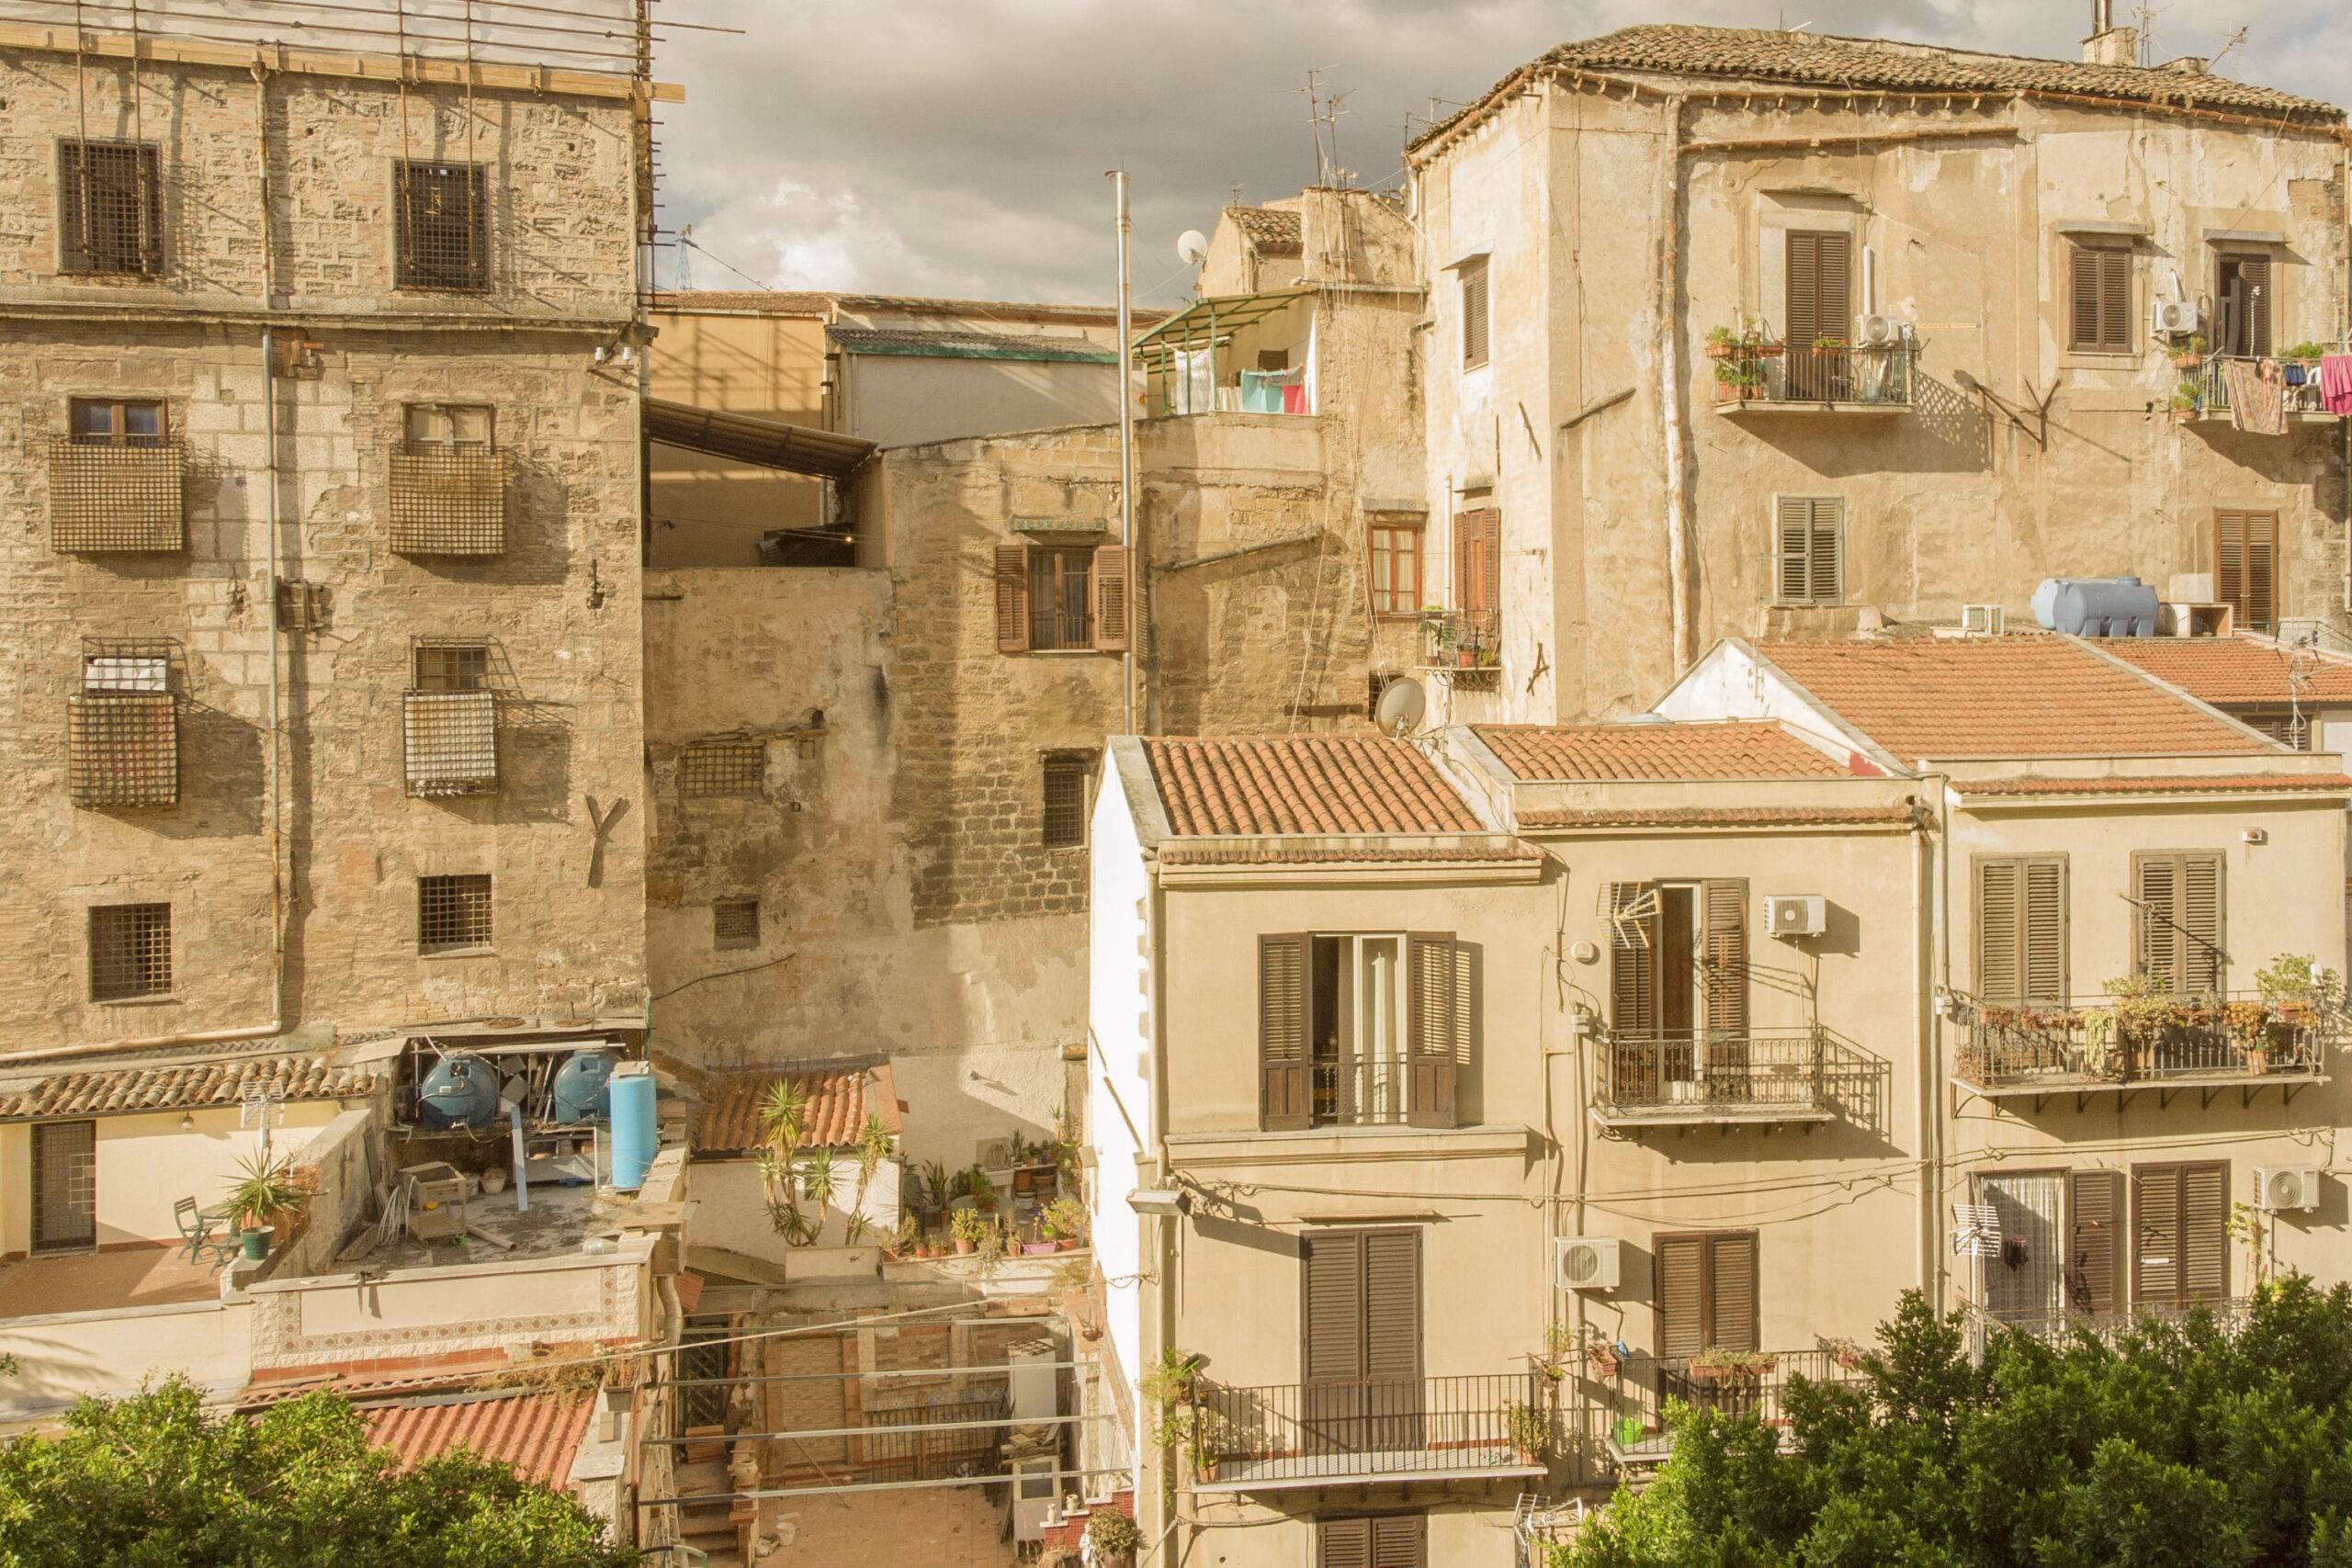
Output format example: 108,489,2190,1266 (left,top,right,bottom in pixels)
404,642,496,796
418,874,493,953
394,163,488,291
714,900,761,950
1042,754,1091,849
52,400,183,553
59,141,162,276
90,903,172,999
678,739,765,797
69,645,178,807
391,404,503,556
